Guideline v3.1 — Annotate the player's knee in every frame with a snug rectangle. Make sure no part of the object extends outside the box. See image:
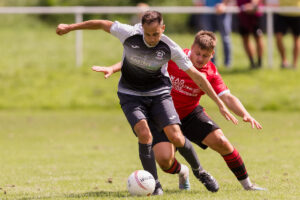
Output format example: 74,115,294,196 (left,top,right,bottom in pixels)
168,133,185,147
213,135,231,153
135,126,152,143
164,125,185,147
156,155,173,170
